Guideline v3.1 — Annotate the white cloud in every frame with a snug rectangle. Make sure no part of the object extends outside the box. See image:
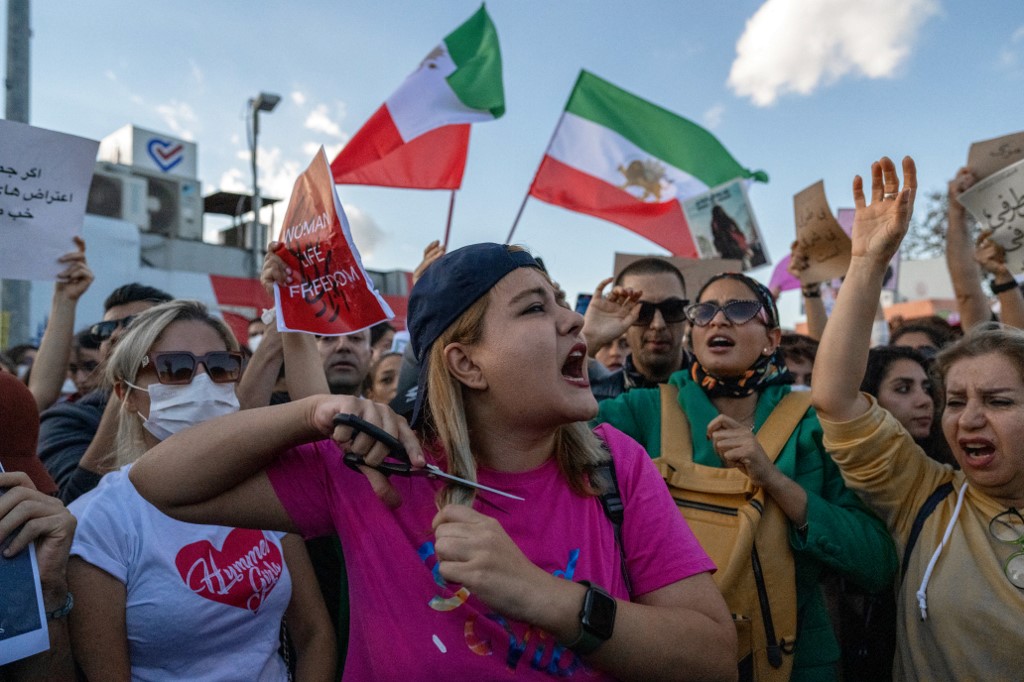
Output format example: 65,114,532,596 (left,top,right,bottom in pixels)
304,103,346,139
218,168,248,193
728,0,939,106
155,99,198,140
344,204,387,257
291,90,307,106
999,25,1024,71
188,59,204,86
302,141,344,159
703,103,725,130
104,69,117,82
